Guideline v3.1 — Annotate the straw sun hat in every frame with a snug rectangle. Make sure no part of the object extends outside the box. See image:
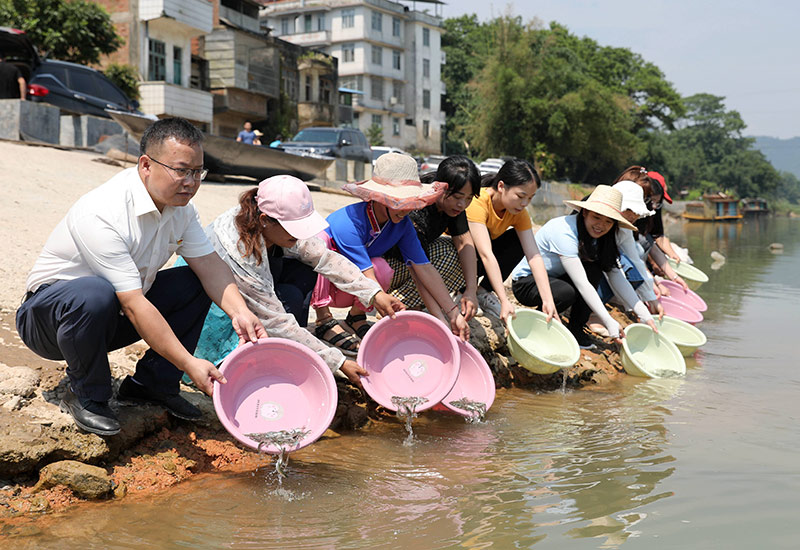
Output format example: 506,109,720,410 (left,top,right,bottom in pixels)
564,185,637,231
343,152,446,210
